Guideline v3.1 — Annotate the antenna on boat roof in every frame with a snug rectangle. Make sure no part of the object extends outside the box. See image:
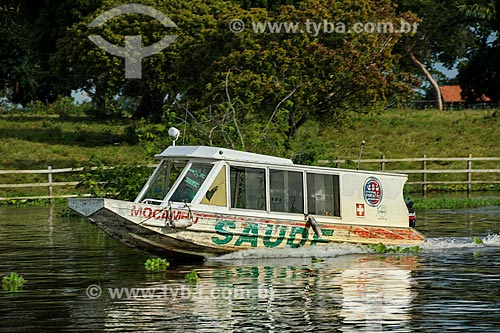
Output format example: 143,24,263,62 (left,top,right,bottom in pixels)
168,127,180,146
356,140,365,170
